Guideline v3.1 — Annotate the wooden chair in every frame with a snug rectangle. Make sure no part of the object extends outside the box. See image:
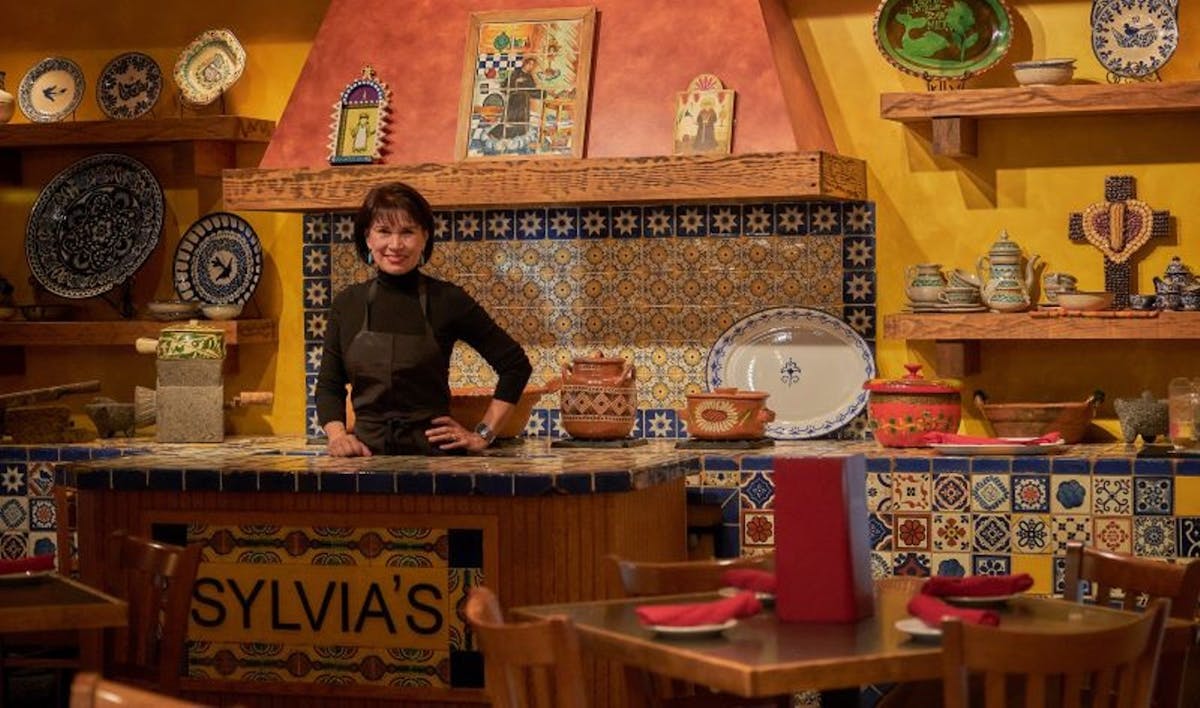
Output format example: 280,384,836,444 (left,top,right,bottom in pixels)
102,531,203,696
941,597,1169,708
607,554,791,708
464,585,588,708
69,672,209,707
1063,542,1200,707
